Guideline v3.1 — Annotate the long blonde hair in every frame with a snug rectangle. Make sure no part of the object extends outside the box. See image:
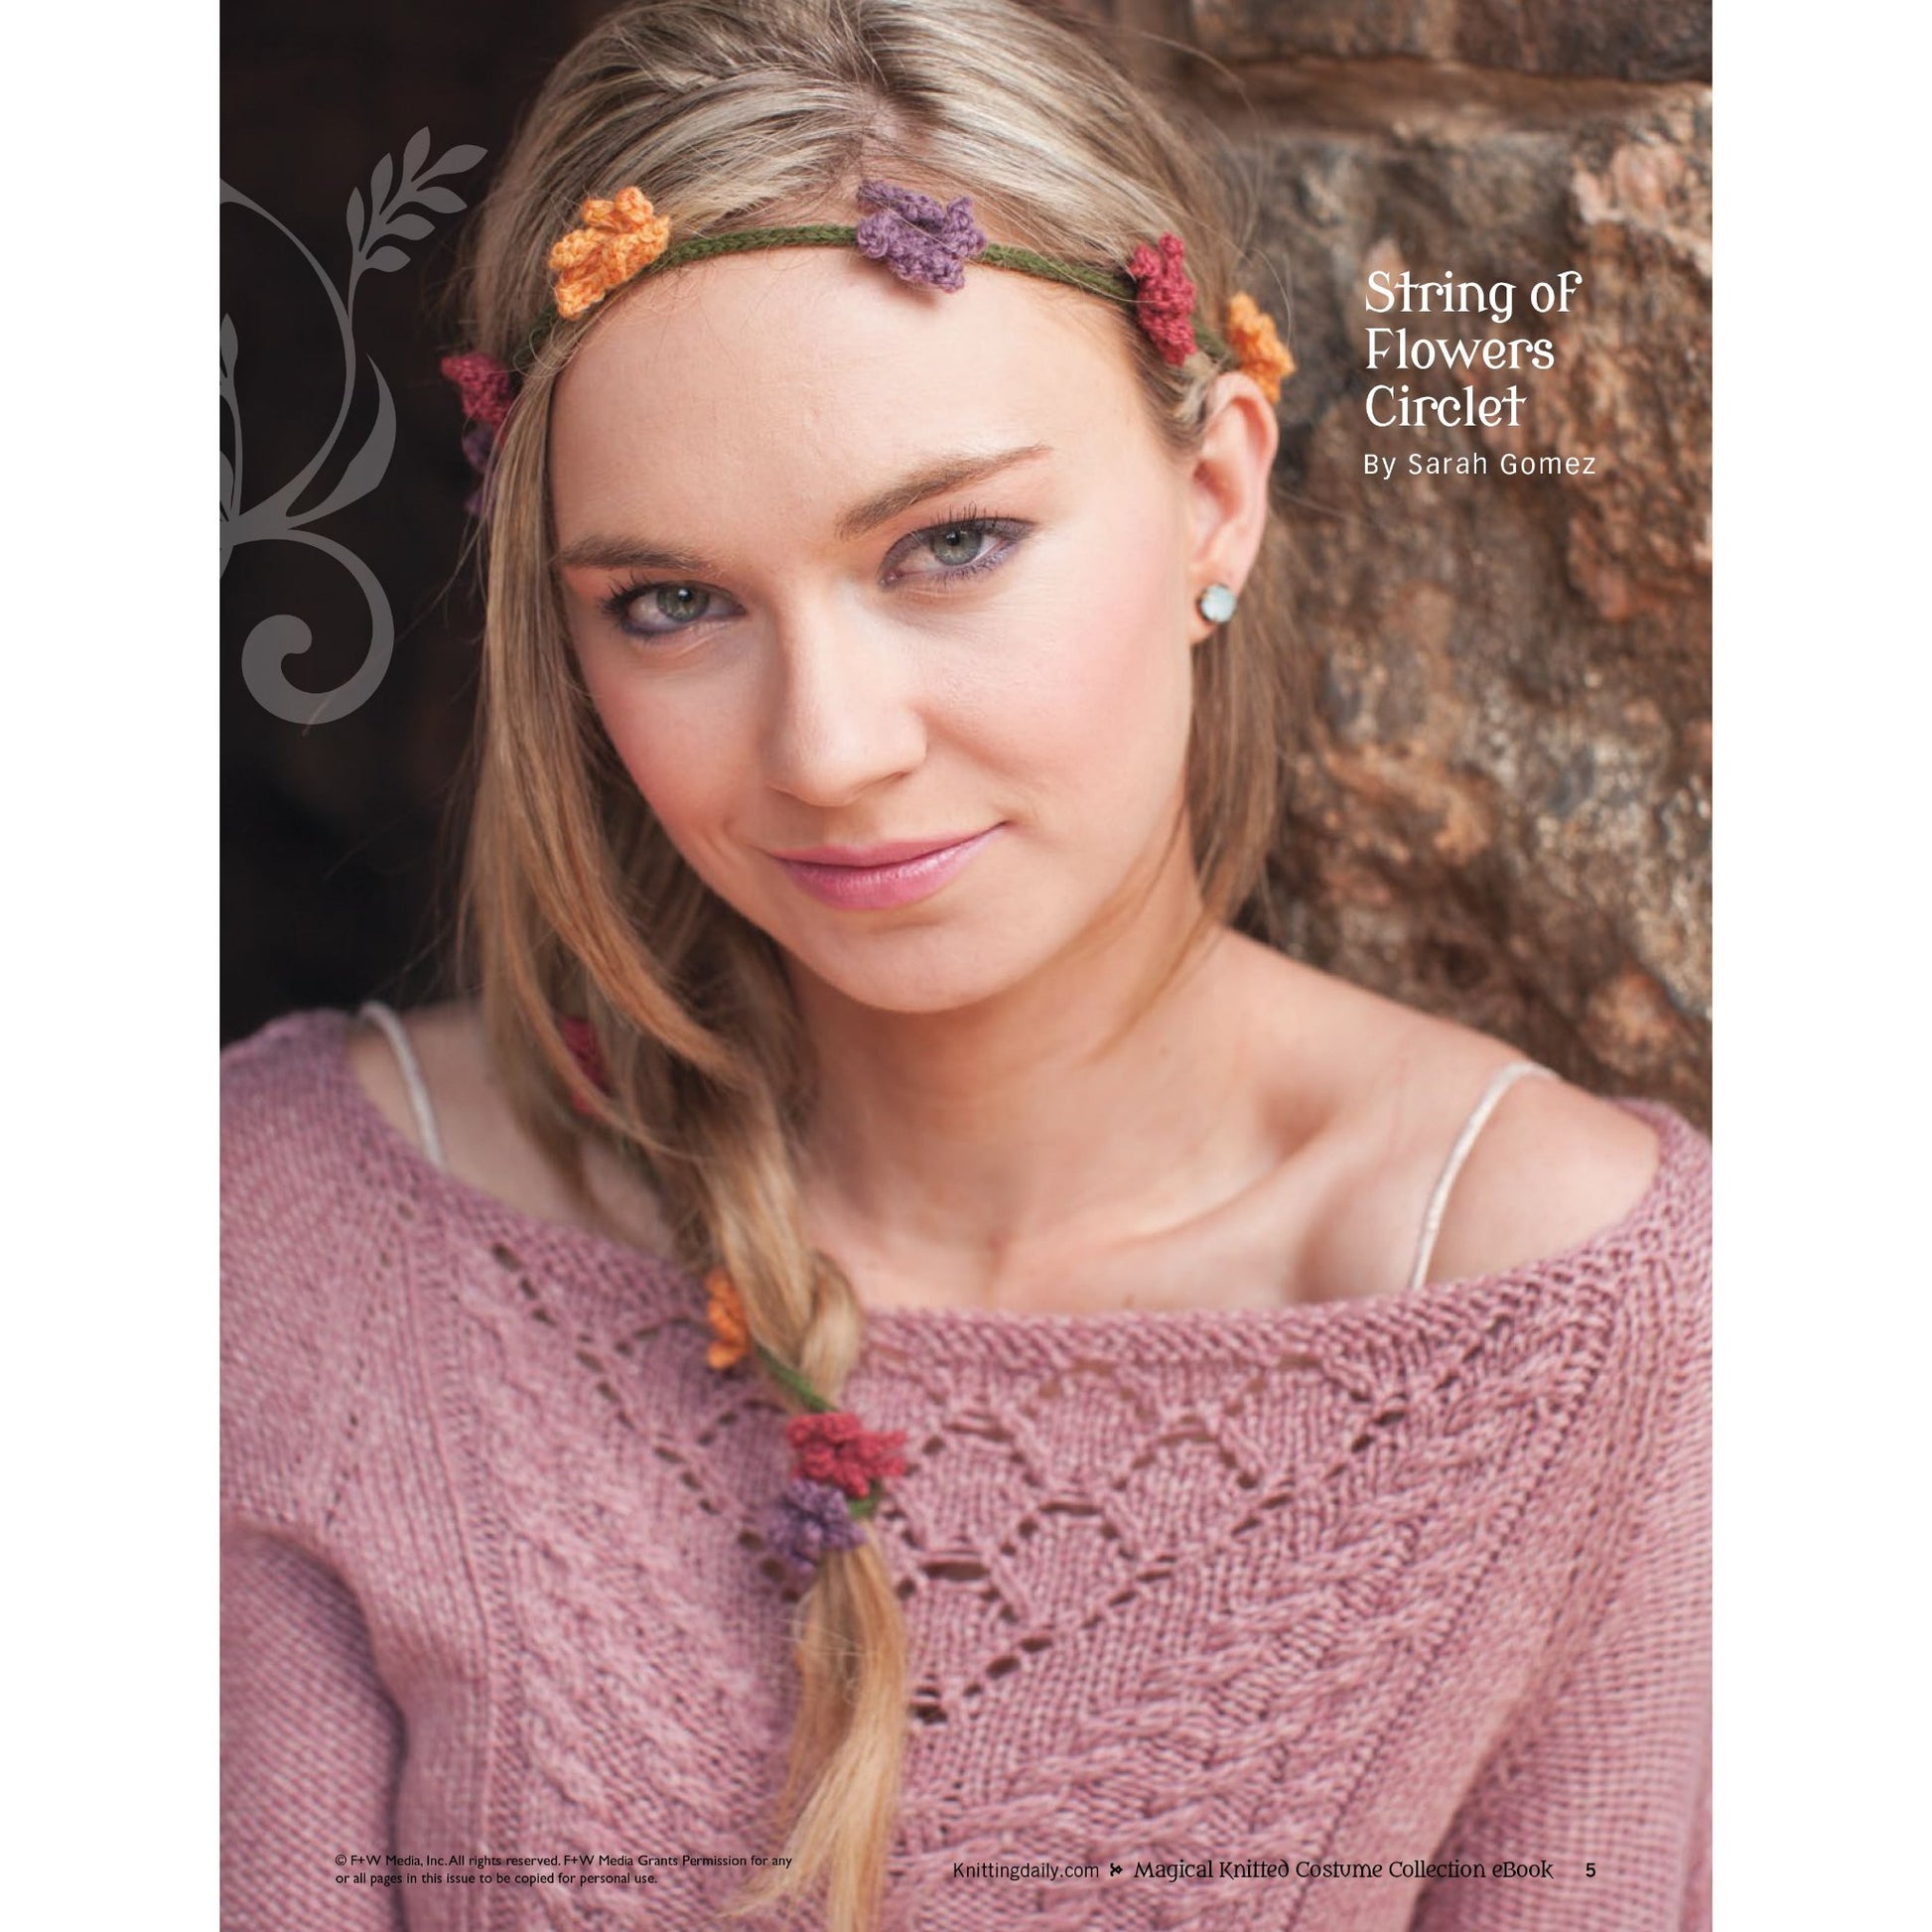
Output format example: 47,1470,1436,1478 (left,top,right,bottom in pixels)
441,3,1302,1925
